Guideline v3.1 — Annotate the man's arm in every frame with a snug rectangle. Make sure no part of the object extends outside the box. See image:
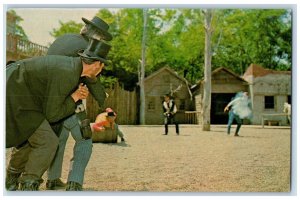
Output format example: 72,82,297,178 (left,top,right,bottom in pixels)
44,69,85,123
84,78,107,108
224,98,239,112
